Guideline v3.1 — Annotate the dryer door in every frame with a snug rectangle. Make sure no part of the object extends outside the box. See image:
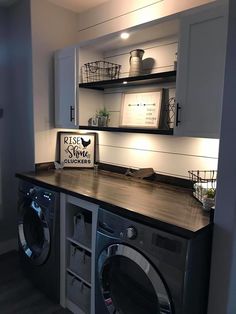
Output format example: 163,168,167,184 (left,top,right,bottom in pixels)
18,198,50,265
98,244,173,314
